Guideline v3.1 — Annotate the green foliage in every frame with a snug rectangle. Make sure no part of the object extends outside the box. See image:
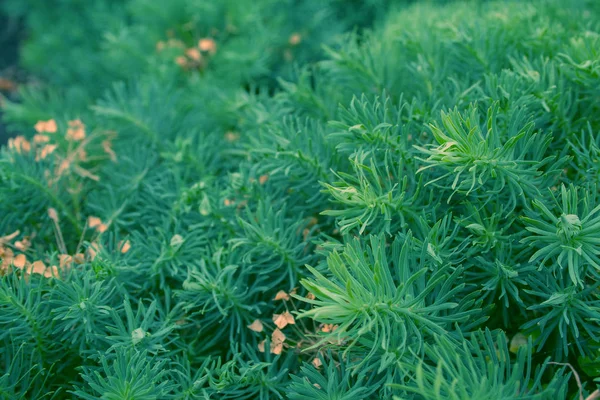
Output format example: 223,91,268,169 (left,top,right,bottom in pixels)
288,352,382,399
416,103,560,206
393,329,570,399
523,184,600,286
72,349,176,400
298,234,481,371
1,0,600,398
